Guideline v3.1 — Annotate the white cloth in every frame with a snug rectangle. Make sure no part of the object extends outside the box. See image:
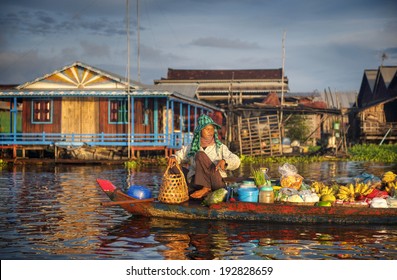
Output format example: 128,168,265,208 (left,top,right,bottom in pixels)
173,143,241,182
